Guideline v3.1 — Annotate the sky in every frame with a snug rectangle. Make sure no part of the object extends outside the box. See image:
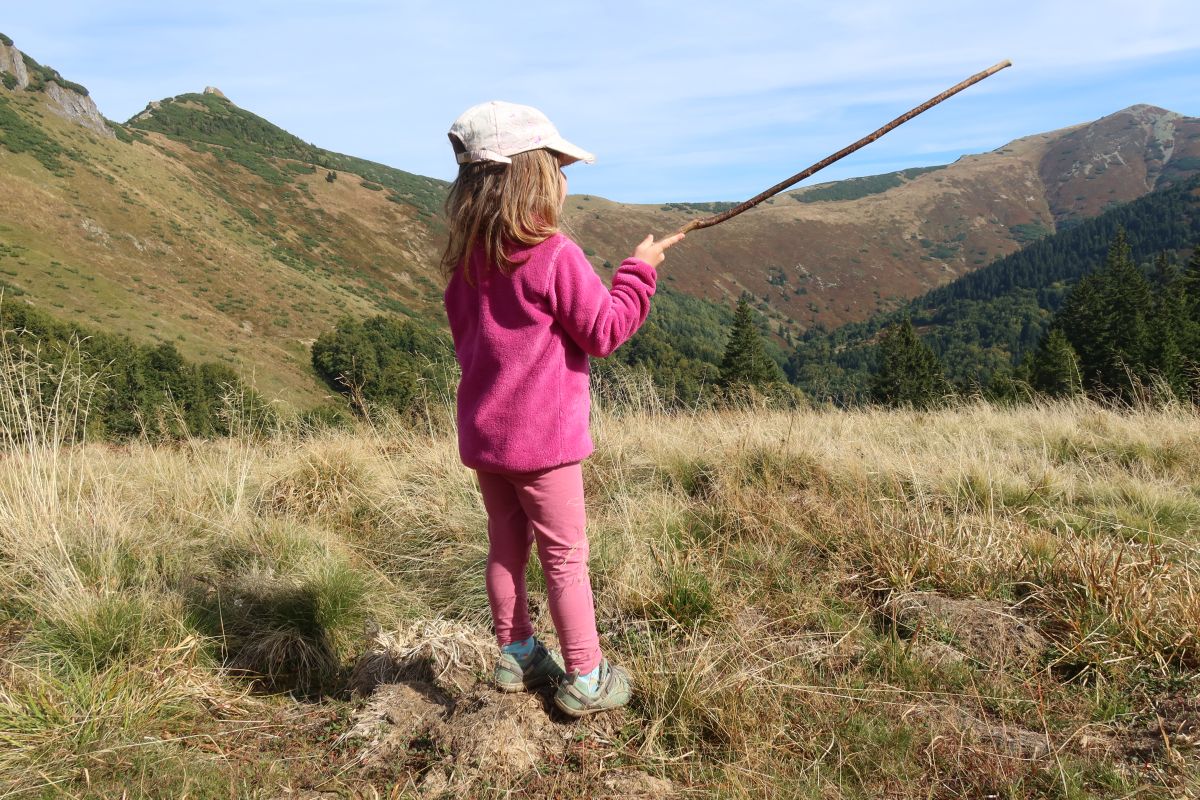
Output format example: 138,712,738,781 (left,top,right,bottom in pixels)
4,1,1200,203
